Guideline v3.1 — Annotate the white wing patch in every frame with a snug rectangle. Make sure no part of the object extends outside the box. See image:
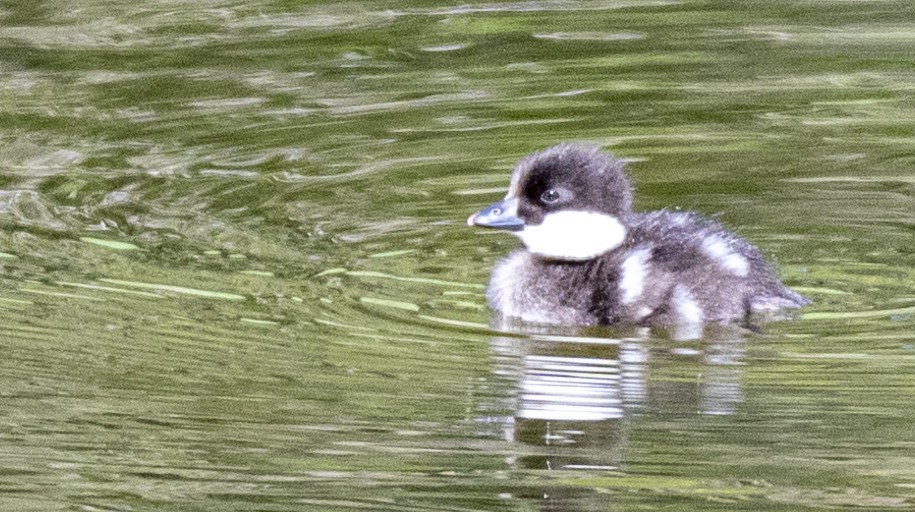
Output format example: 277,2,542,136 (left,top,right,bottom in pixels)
700,236,749,277
515,210,626,261
620,247,651,304
672,284,704,324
